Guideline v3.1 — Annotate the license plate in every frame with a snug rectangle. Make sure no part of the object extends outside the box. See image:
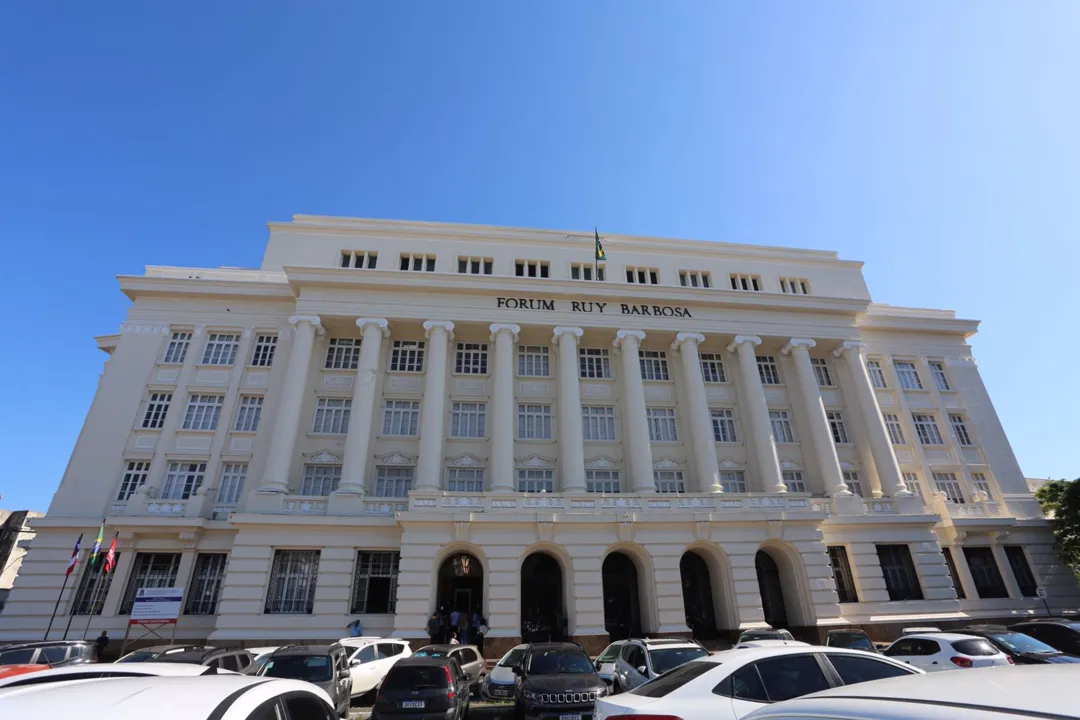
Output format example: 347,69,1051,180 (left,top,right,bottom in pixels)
493,688,509,696
559,714,581,720
401,701,425,709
